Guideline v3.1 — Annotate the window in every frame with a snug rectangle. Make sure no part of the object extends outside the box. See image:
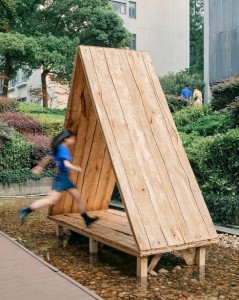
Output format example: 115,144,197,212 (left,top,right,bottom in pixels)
129,1,136,19
129,34,136,50
111,1,126,15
